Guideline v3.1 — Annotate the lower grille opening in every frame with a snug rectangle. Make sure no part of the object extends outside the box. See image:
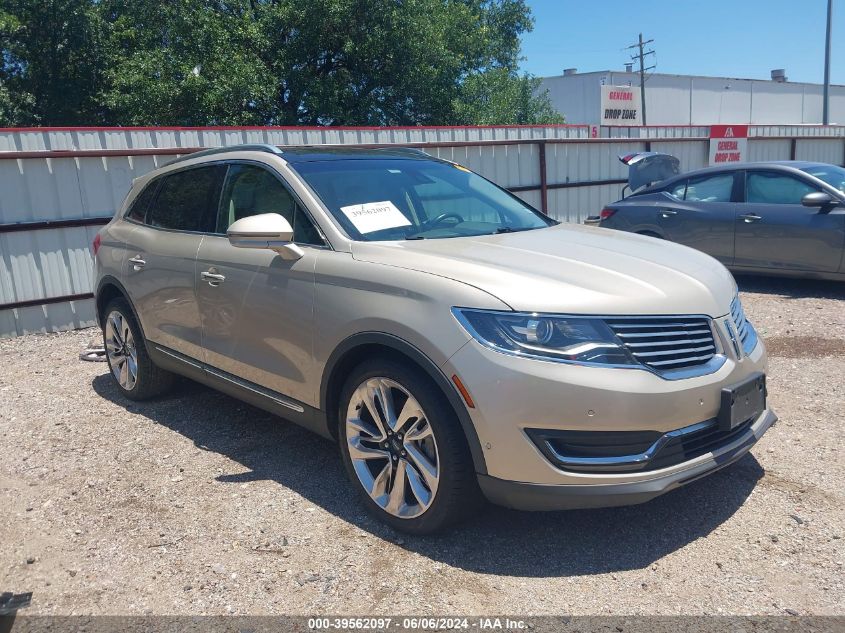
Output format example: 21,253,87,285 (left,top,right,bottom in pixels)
527,416,757,474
